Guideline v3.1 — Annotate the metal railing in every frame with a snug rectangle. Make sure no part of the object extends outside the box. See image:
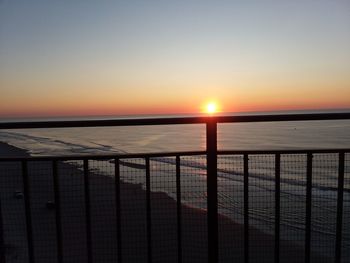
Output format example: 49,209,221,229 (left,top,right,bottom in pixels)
0,112,350,263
